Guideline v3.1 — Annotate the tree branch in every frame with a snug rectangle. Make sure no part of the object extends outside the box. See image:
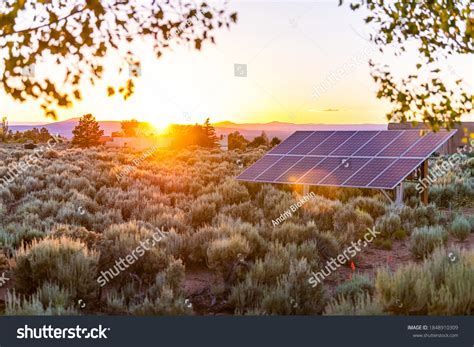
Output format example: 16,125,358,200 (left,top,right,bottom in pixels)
9,5,87,35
